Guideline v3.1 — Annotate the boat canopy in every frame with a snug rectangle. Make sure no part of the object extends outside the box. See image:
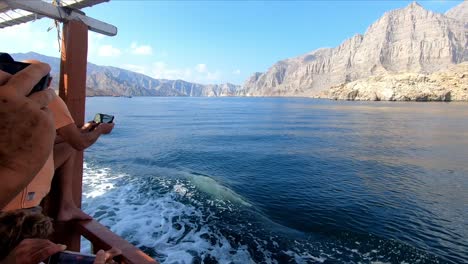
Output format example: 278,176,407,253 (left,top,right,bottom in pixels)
0,0,117,36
